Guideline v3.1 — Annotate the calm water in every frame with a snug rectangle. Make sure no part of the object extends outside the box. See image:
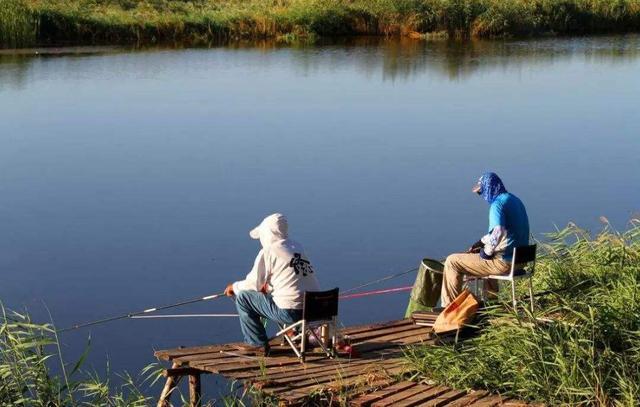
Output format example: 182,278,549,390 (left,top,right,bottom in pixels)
1,36,639,392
